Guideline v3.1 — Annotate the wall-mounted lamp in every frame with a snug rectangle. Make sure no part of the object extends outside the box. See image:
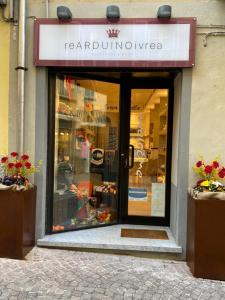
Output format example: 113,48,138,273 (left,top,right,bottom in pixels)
106,5,120,22
57,6,72,21
157,5,172,19
0,0,7,7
